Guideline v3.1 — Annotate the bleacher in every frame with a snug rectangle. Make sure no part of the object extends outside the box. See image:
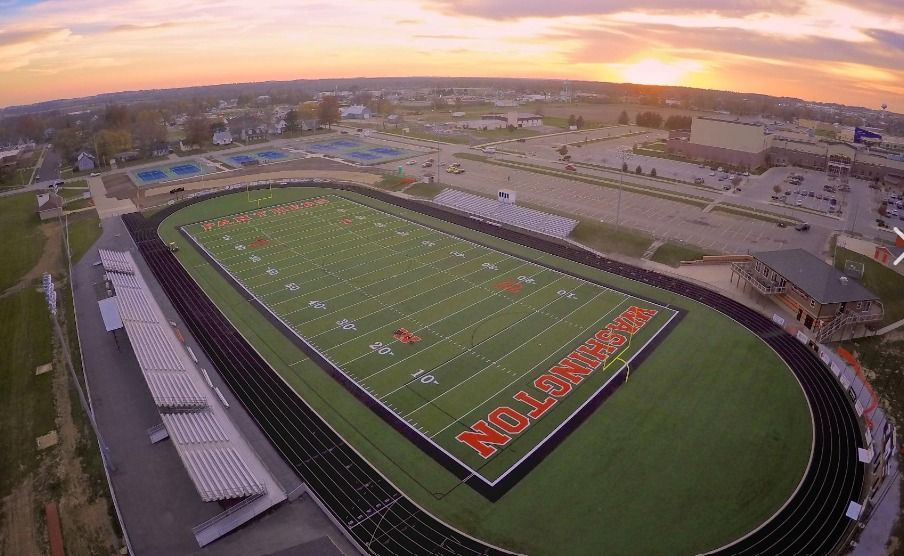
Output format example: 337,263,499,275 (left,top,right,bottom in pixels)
162,411,229,444
433,188,578,238
101,249,268,505
144,371,207,409
98,249,135,274
183,447,266,502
